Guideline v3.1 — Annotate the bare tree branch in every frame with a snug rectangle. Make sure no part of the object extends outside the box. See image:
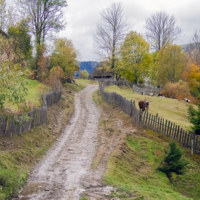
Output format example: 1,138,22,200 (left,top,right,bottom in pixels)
93,2,131,79
145,11,182,51
18,0,67,45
